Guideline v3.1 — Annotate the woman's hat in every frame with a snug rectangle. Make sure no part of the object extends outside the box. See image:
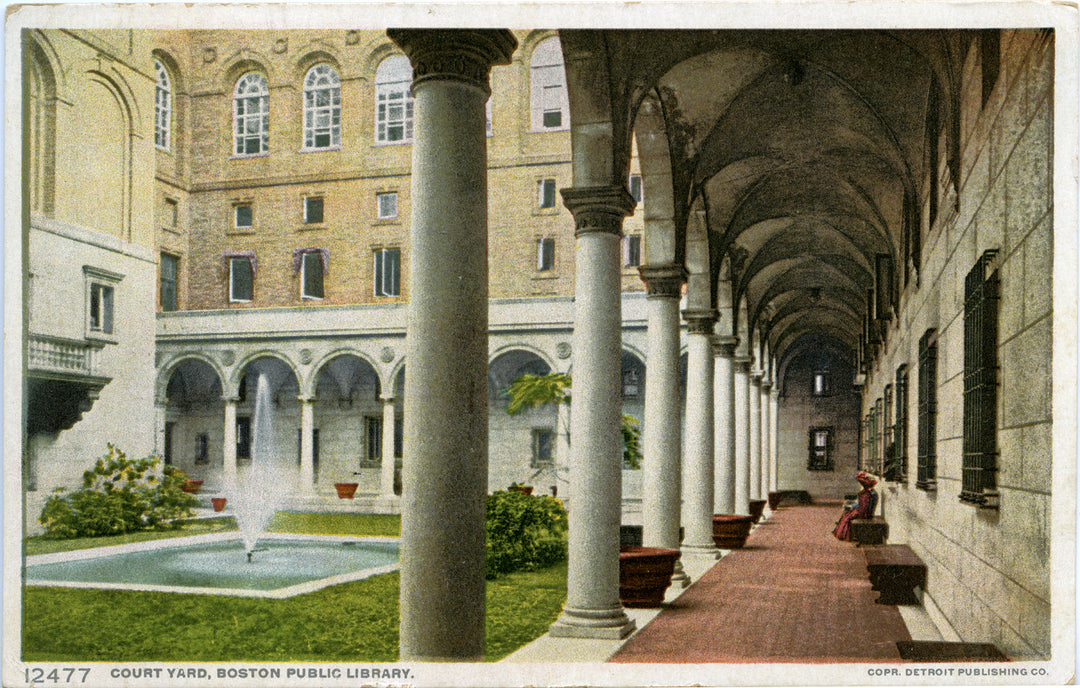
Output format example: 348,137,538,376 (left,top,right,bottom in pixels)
856,471,877,487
